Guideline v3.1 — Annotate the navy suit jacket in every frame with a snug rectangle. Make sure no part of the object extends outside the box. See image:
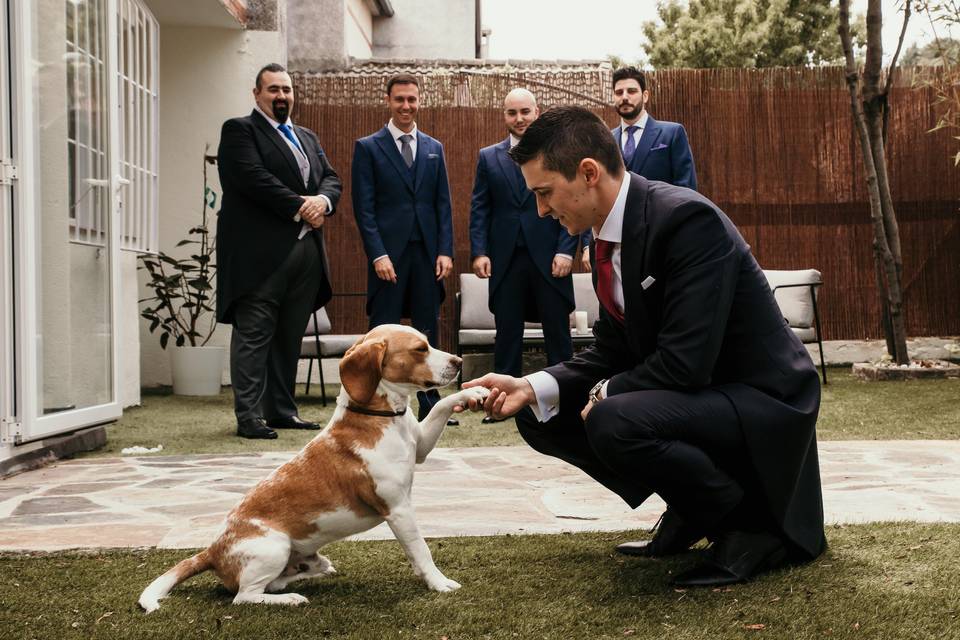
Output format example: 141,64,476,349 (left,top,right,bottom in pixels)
469,138,577,317
550,175,825,560
216,110,342,323
351,126,454,312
